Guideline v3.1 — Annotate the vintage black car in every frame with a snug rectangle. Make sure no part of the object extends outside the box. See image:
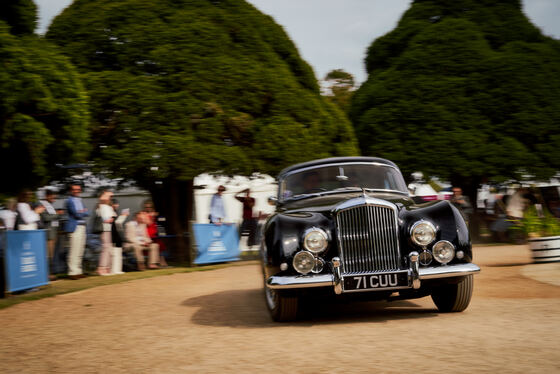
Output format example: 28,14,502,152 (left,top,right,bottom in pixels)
261,157,480,321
